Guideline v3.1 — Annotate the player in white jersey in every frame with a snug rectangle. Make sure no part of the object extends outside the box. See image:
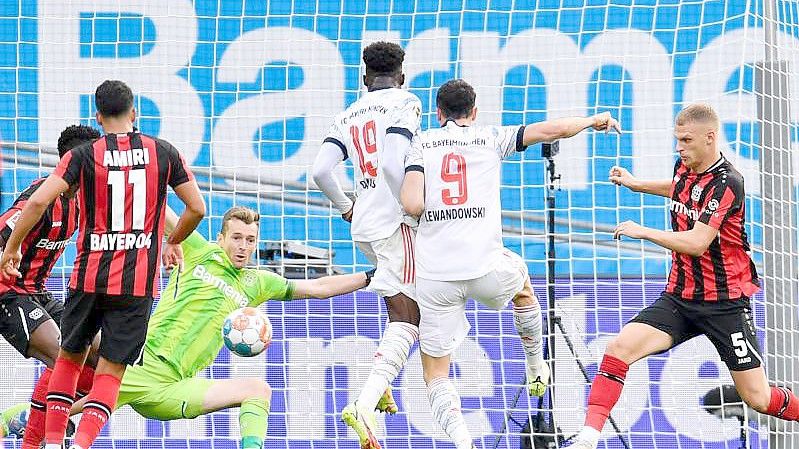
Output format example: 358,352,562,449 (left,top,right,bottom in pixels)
311,41,421,449
401,79,621,449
